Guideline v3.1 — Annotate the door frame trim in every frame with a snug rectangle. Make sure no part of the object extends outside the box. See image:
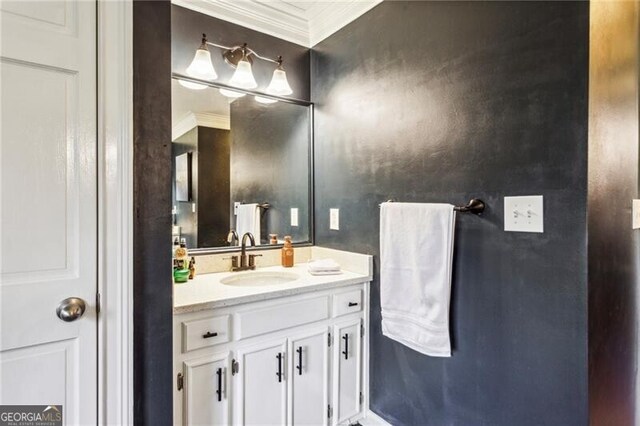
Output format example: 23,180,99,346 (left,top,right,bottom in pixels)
97,0,133,424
